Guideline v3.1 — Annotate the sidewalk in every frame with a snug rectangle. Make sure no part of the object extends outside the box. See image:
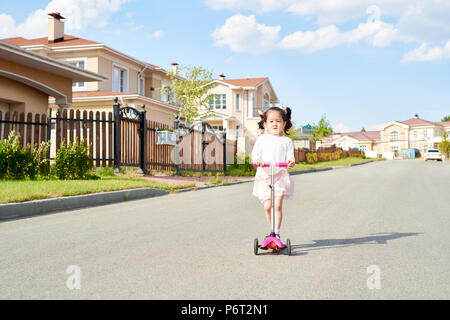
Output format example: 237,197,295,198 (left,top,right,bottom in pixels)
142,173,253,187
